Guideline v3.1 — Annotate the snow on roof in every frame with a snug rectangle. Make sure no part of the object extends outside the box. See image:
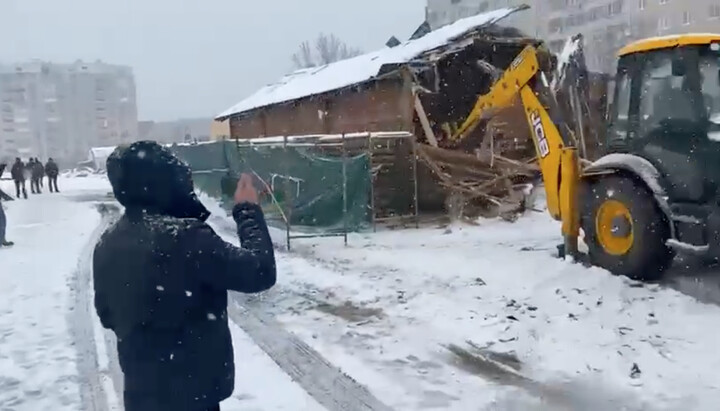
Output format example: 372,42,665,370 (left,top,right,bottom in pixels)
233,131,414,146
216,6,526,120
